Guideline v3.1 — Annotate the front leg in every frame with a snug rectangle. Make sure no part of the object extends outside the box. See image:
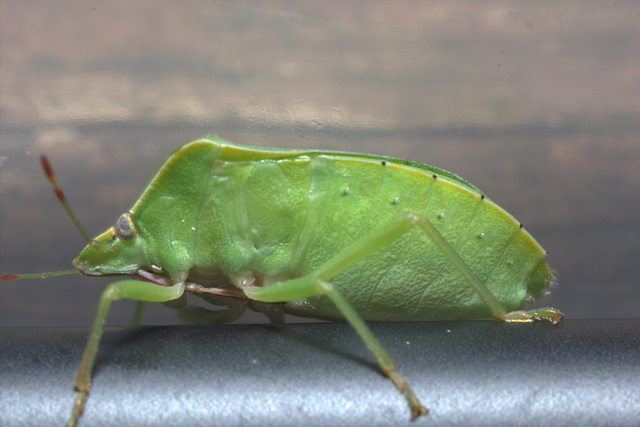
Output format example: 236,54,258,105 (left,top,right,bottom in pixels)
67,279,185,427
